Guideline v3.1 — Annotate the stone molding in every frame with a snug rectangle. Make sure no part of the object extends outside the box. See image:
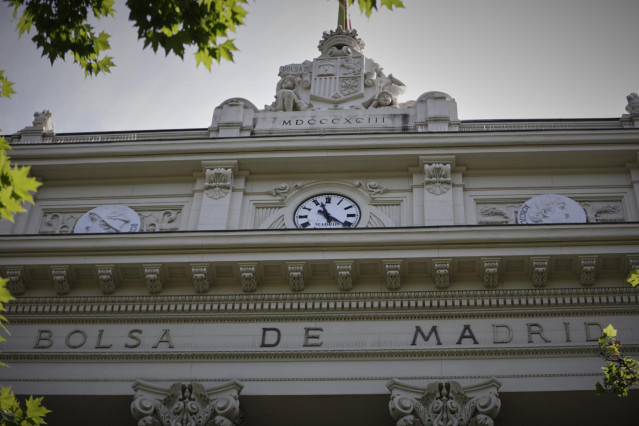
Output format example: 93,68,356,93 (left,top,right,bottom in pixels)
131,380,243,426
239,263,258,293
190,264,210,293
6,287,637,324
96,264,116,295
387,378,501,426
